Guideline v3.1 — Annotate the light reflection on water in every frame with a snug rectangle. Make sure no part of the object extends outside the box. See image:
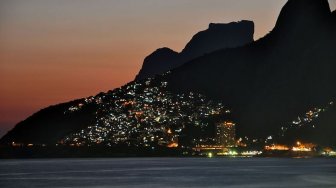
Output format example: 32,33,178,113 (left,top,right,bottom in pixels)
0,158,335,188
